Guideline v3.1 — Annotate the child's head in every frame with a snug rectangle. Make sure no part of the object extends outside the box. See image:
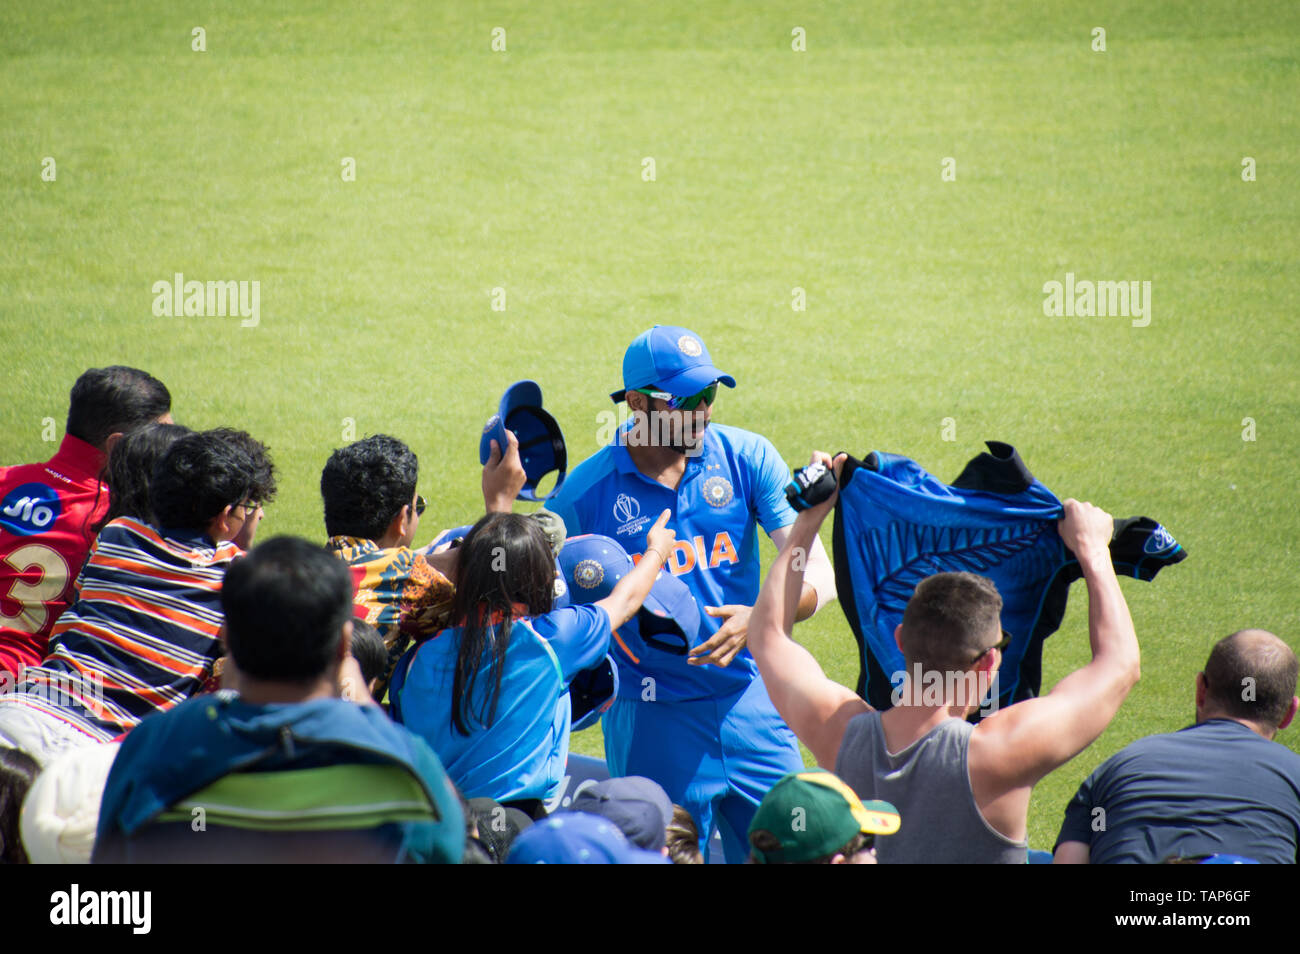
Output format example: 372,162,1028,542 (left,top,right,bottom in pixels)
150,428,276,538
349,619,387,699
